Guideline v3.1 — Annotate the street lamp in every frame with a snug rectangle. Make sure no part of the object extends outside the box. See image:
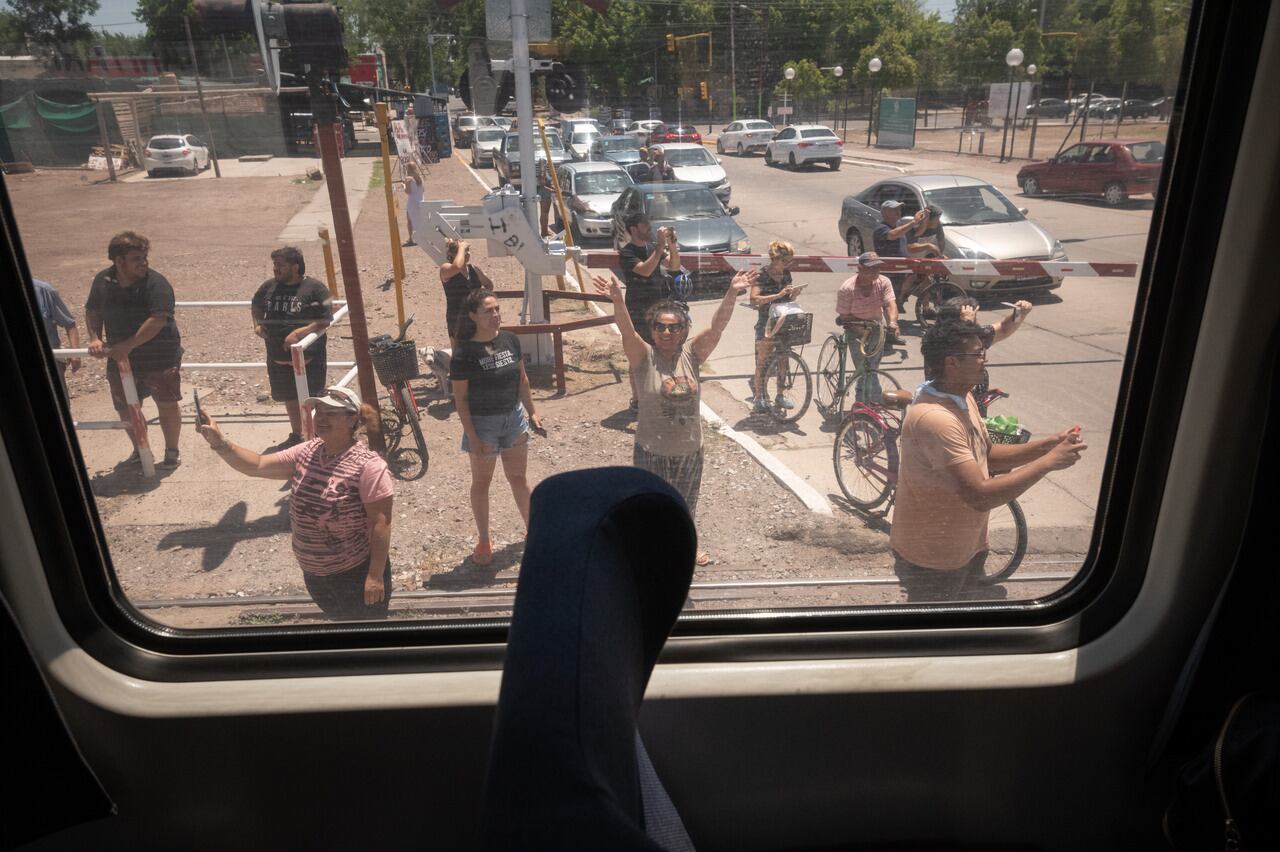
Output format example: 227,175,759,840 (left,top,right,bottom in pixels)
866,56,881,147
999,47,1024,162
1010,61,1035,159
783,65,795,125
1025,63,1042,159
821,64,843,130
426,33,454,99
